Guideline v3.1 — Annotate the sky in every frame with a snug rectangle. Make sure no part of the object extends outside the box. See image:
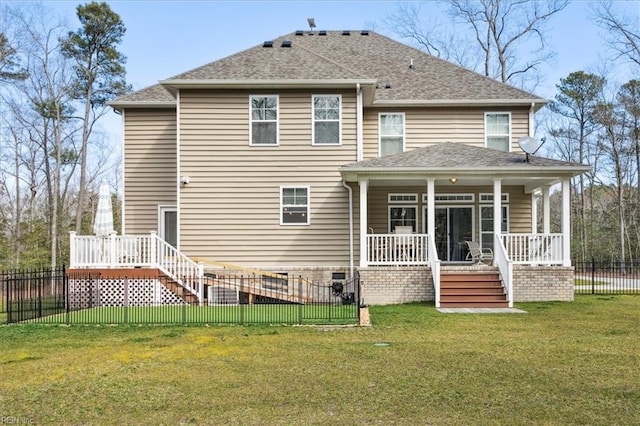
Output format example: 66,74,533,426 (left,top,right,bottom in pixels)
14,0,640,150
